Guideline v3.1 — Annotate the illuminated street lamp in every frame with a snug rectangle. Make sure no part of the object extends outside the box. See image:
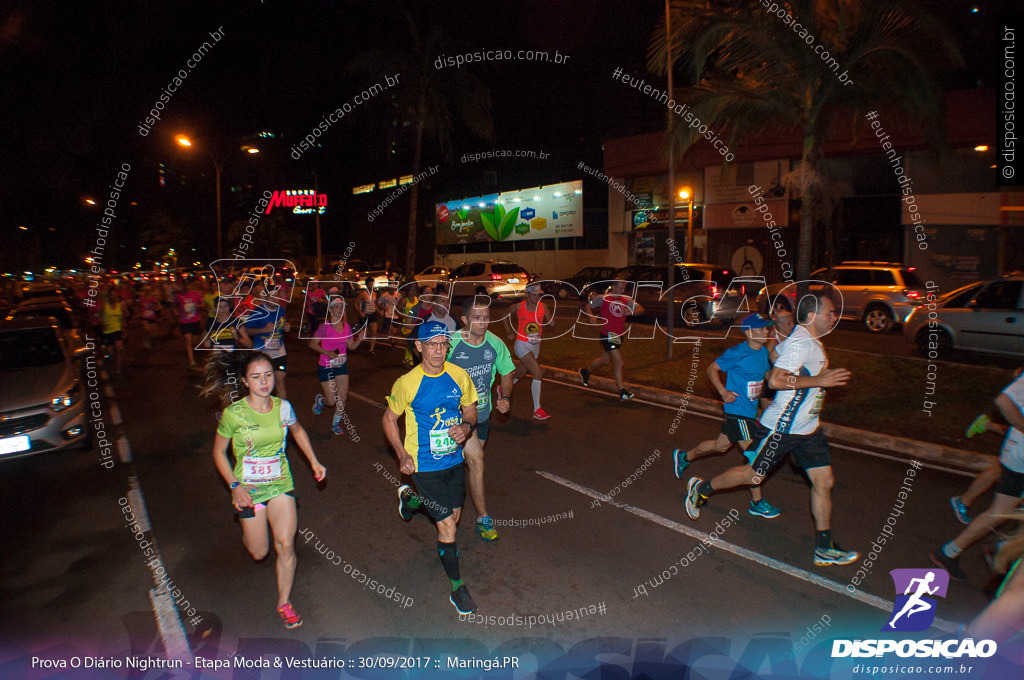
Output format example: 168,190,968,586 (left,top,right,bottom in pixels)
678,187,694,262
